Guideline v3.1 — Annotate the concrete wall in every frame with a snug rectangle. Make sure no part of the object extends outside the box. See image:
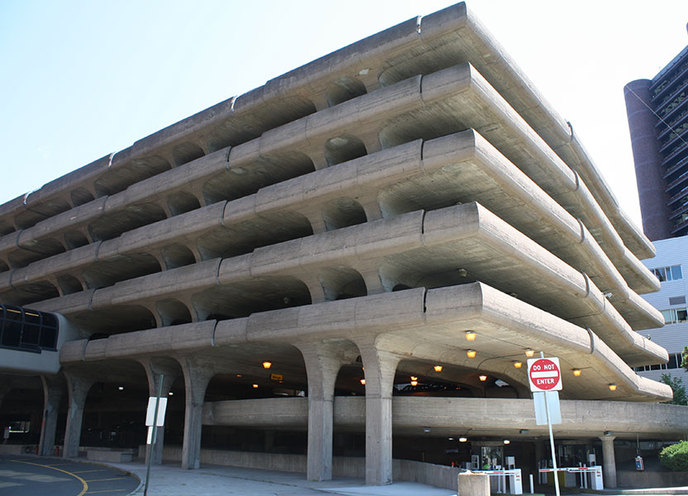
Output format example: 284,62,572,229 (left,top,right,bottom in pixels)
154,445,460,490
